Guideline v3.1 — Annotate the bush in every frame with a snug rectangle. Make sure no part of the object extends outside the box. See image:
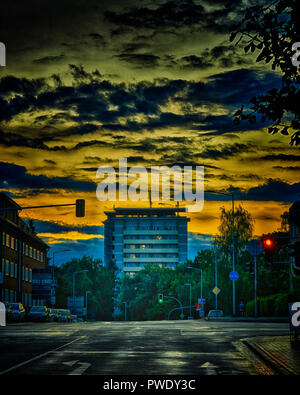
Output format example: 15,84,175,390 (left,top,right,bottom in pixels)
274,293,289,316
246,293,289,317
246,300,254,317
